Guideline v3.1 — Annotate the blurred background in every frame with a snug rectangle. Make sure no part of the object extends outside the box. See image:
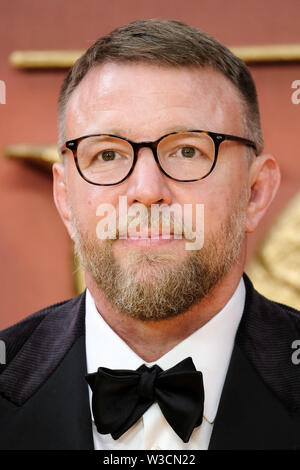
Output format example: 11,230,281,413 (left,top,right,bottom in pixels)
0,0,299,329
